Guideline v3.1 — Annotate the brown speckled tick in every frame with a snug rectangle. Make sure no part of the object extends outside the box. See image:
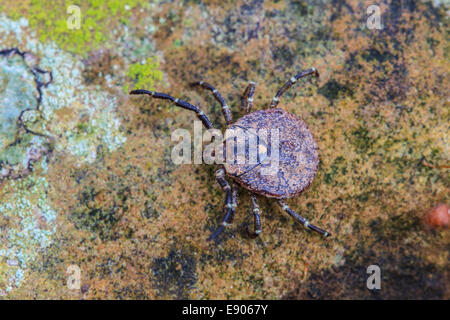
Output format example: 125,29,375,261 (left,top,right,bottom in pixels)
130,68,331,241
